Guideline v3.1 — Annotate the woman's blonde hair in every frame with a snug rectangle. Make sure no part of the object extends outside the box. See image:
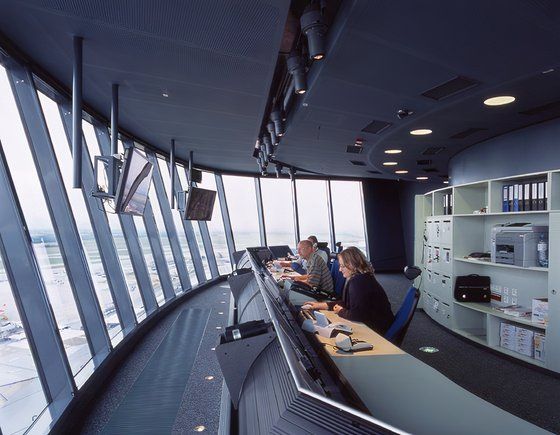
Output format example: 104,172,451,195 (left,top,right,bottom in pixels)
338,247,374,276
